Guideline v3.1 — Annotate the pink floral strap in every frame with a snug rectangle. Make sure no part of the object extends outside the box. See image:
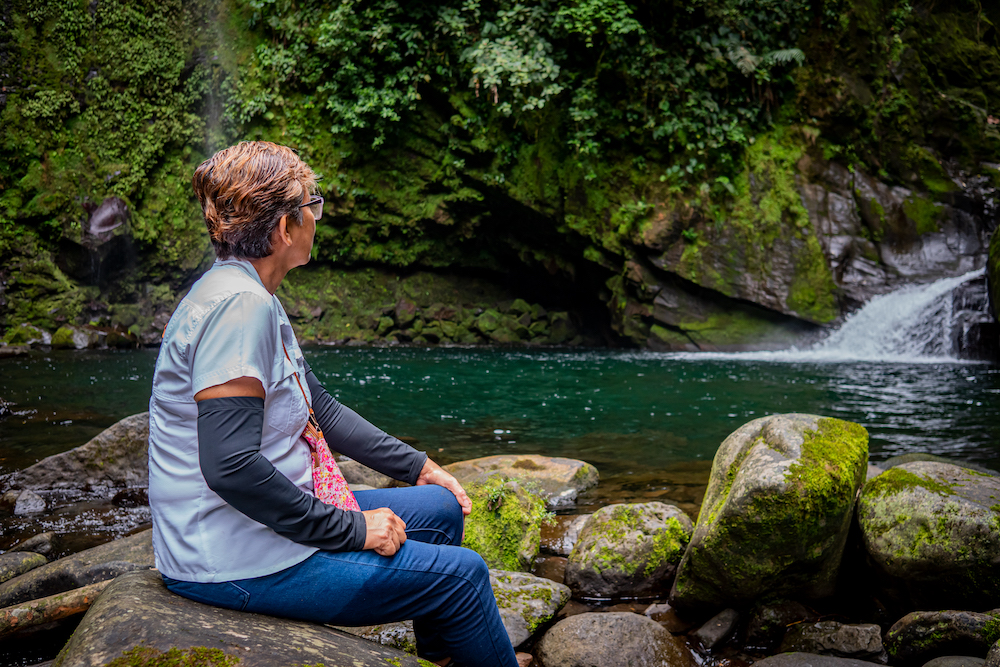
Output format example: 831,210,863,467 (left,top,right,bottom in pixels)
282,343,360,512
